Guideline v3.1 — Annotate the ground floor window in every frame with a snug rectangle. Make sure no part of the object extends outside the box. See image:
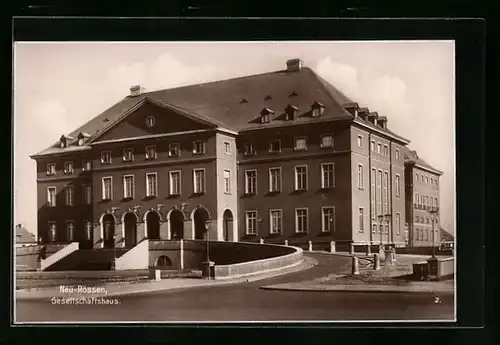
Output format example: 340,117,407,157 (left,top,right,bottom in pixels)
246,211,257,235
269,210,282,234
295,208,308,233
